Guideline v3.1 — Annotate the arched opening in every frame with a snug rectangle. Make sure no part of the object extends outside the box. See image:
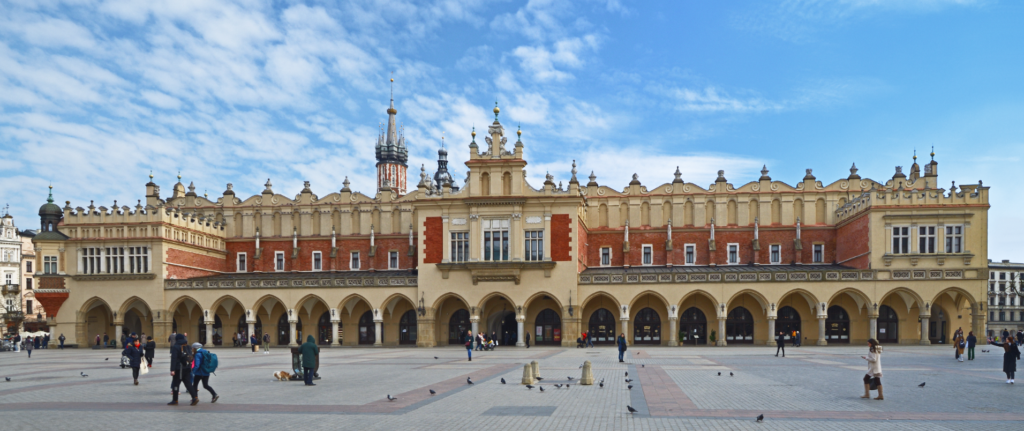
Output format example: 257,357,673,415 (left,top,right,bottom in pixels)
826,306,850,343
726,307,754,344
704,201,714,225
640,202,650,226
771,199,781,224
684,200,694,226
588,308,616,345
793,199,804,224
727,200,737,225
633,307,661,344
197,316,208,346
502,171,512,195
318,311,332,345
448,309,470,345
662,201,671,227
276,314,302,345
480,172,491,196
534,308,562,345
599,204,608,227
748,200,758,225
619,202,628,227
399,310,417,345
878,305,899,343
212,315,223,346
930,306,949,344
777,306,801,342
679,307,707,345
358,310,375,345
123,309,146,337
815,198,826,224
